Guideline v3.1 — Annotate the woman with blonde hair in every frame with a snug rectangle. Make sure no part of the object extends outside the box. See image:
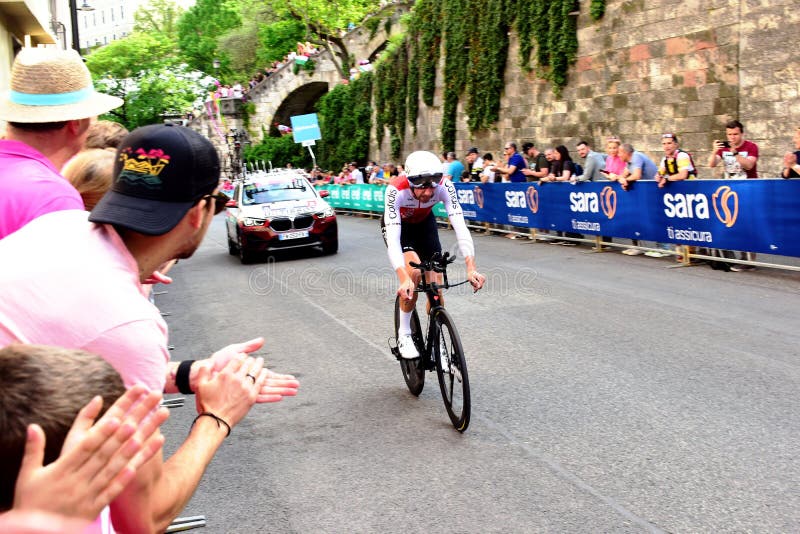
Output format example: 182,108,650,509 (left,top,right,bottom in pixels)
604,136,626,176
61,148,116,210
